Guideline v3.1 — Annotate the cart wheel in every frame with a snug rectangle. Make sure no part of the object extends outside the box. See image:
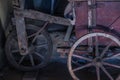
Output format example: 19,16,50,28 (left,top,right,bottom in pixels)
68,33,120,80
5,25,53,71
